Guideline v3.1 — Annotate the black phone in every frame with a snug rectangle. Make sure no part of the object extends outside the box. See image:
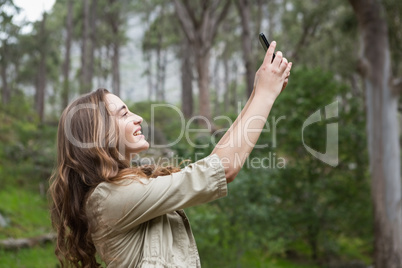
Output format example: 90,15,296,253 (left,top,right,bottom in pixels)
259,33,275,61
